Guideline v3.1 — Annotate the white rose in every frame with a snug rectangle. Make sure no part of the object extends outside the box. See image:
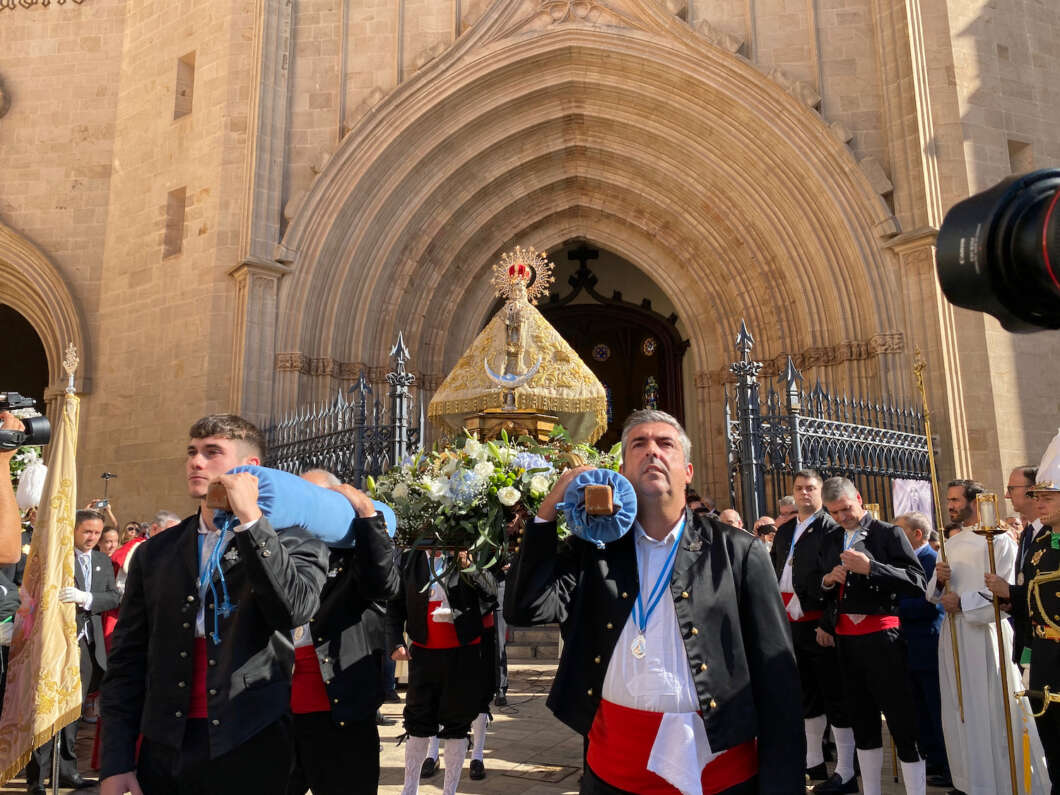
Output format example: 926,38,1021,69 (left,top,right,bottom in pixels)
473,461,494,479
529,474,550,497
497,486,521,507
392,482,409,500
